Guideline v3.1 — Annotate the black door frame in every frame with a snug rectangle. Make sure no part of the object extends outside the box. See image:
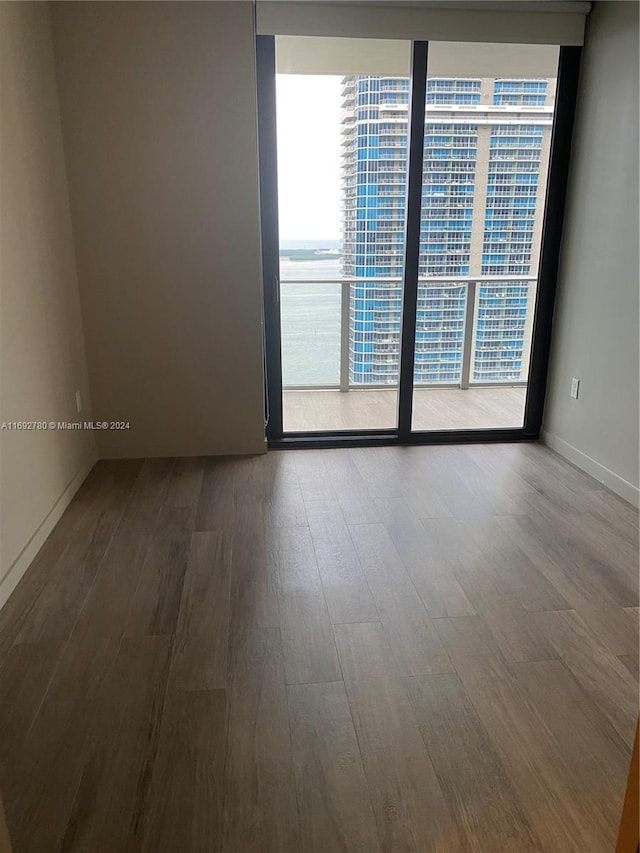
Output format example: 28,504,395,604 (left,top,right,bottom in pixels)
256,35,283,440
397,41,428,442
256,35,581,450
